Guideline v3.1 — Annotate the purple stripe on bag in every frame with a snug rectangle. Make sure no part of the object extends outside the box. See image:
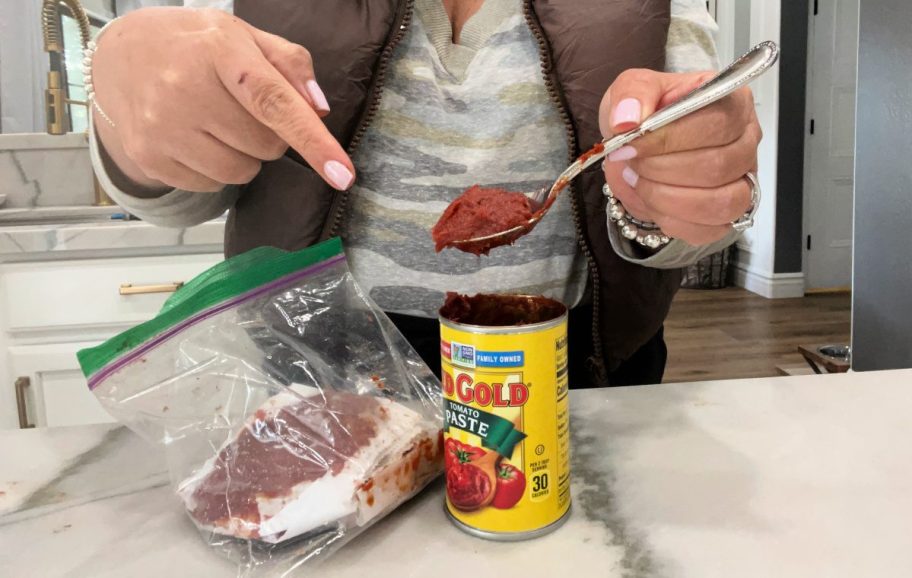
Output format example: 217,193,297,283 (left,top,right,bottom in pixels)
88,254,347,390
